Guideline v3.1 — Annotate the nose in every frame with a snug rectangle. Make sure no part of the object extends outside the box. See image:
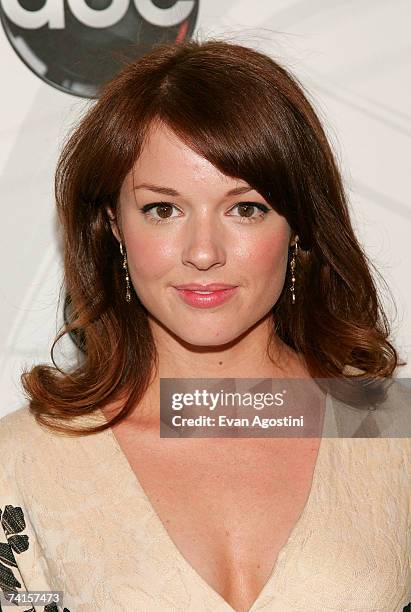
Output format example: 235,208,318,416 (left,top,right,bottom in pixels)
181,213,226,271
